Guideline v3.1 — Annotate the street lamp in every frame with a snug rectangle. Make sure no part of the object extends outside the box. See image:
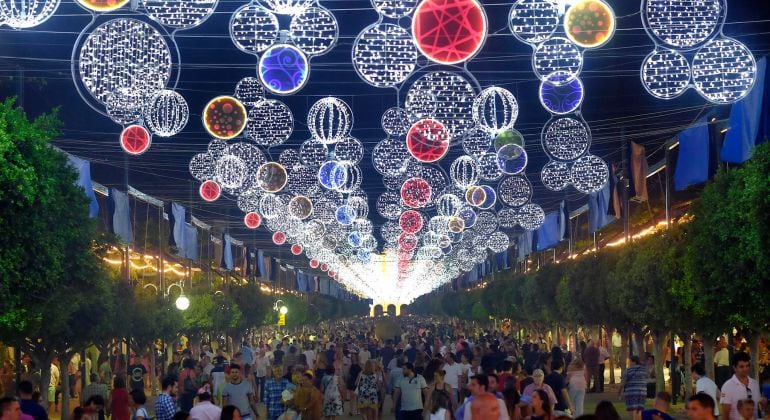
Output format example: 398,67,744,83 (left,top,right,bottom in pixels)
167,283,189,311
274,299,287,314
279,305,288,315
